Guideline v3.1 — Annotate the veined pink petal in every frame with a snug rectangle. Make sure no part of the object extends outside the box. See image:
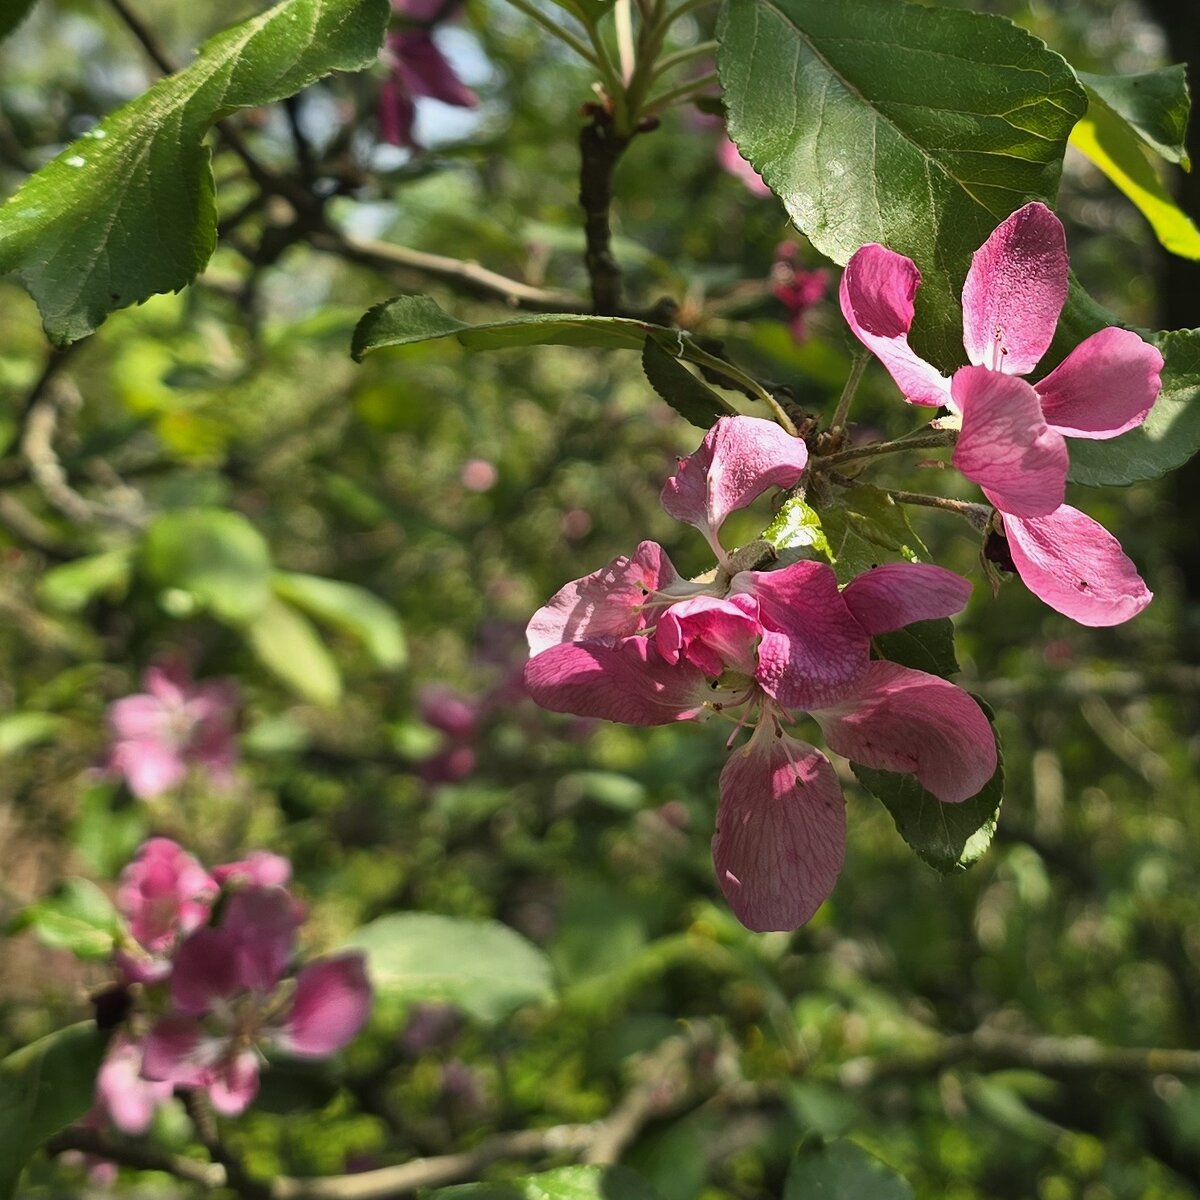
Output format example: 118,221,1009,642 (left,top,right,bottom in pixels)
207,1050,261,1117
732,561,870,710
141,1015,220,1088
274,953,373,1058
838,245,952,407
712,731,845,932
170,928,243,1015
961,202,1068,375
656,593,760,677
1035,326,1163,439
524,637,730,726
812,661,997,803
222,886,302,994
1002,507,1152,627
841,563,972,636
659,416,808,553
951,366,1068,518
526,542,680,656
